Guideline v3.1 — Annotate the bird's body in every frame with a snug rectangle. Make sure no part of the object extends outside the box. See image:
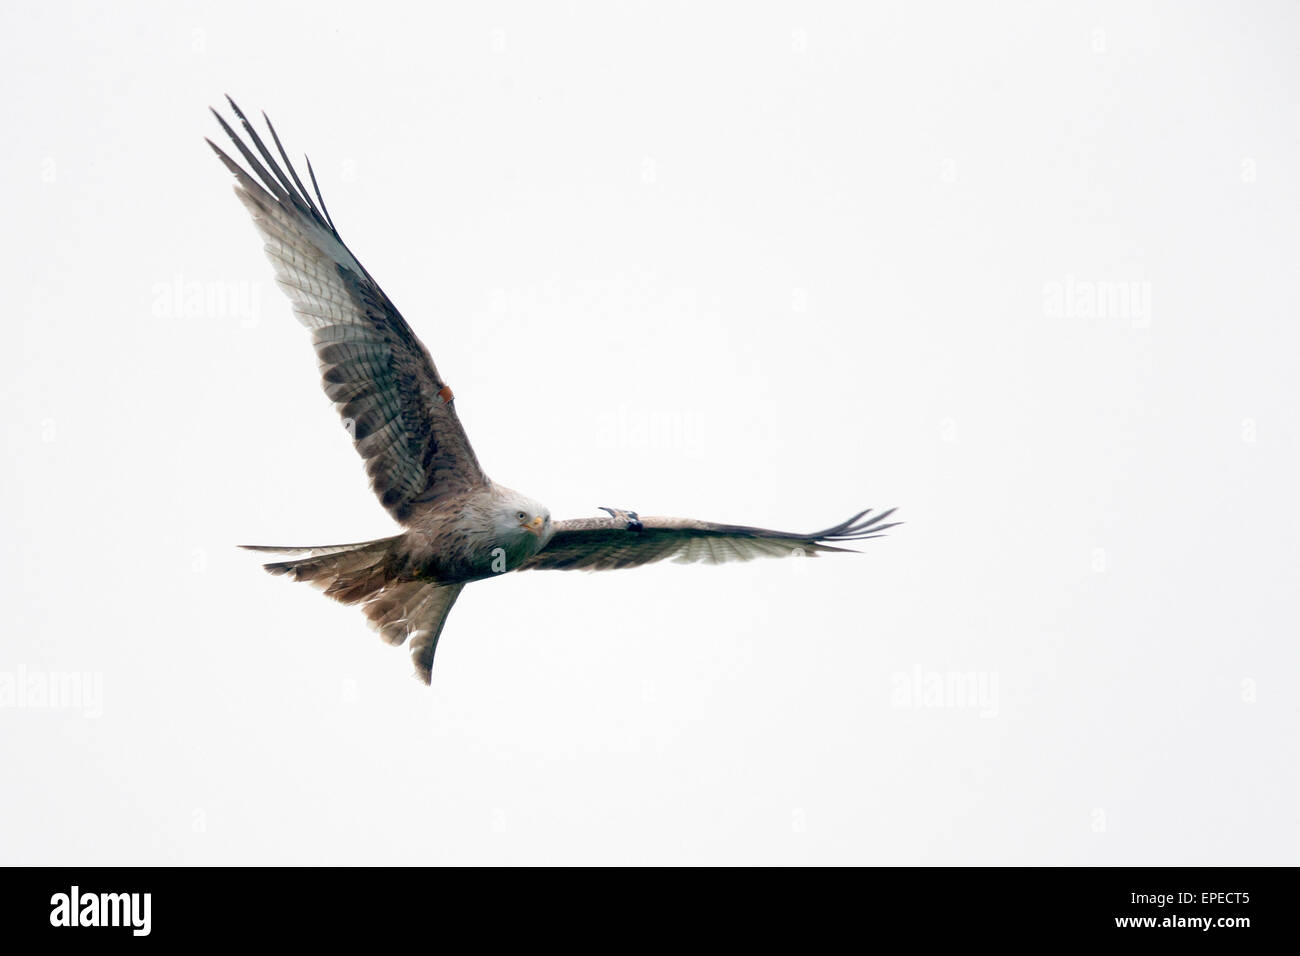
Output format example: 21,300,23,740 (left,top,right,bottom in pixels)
259,484,550,585
209,99,899,684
